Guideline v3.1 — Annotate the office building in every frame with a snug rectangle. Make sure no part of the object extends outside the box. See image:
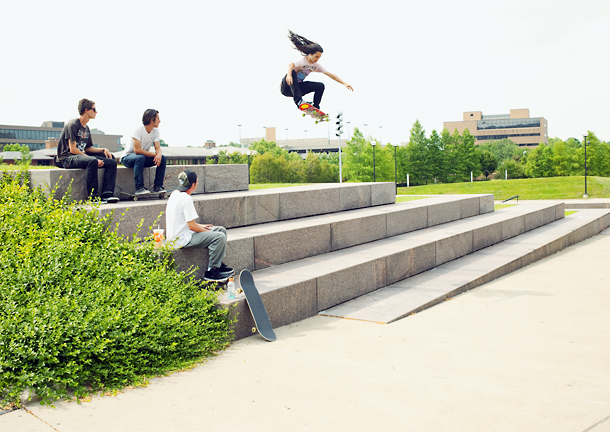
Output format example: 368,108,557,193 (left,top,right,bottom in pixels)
0,122,121,151
443,109,548,147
